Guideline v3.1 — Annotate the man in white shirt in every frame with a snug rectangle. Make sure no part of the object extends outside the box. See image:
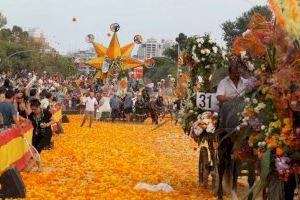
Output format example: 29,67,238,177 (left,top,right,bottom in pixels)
216,66,247,103
80,92,98,128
